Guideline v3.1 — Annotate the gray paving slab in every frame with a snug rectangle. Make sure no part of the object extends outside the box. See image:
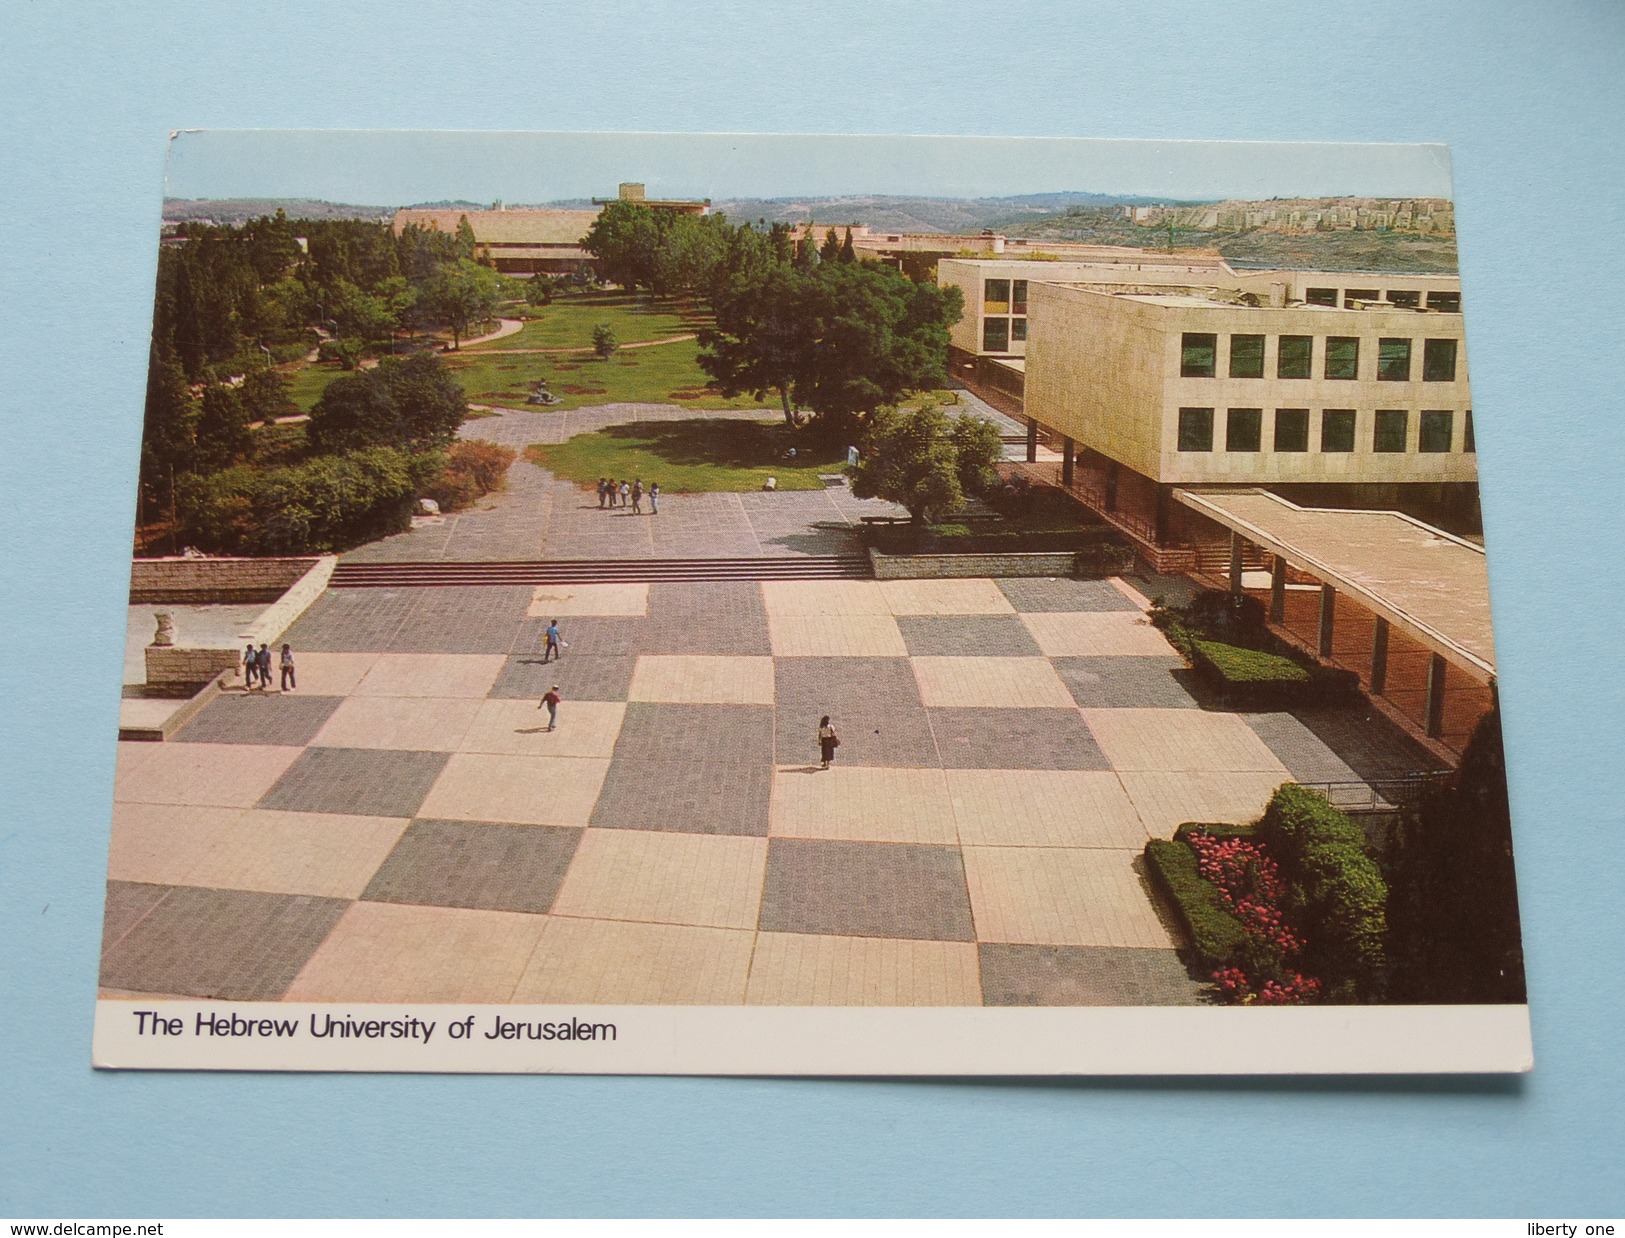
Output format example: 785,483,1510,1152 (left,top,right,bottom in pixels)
98,884,350,1000
589,758,772,836
929,707,1112,770
641,581,772,656
101,880,171,957
897,615,1043,658
1244,706,1438,784
281,588,426,652
489,654,635,702
995,577,1143,613
774,657,939,769
385,586,532,654
173,692,345,747
1053,655,1205,710
760,838,976,941
362,819,583,914
611,703,775,766
515,616,646,659
257,746,450,819
978,944,1207,1006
